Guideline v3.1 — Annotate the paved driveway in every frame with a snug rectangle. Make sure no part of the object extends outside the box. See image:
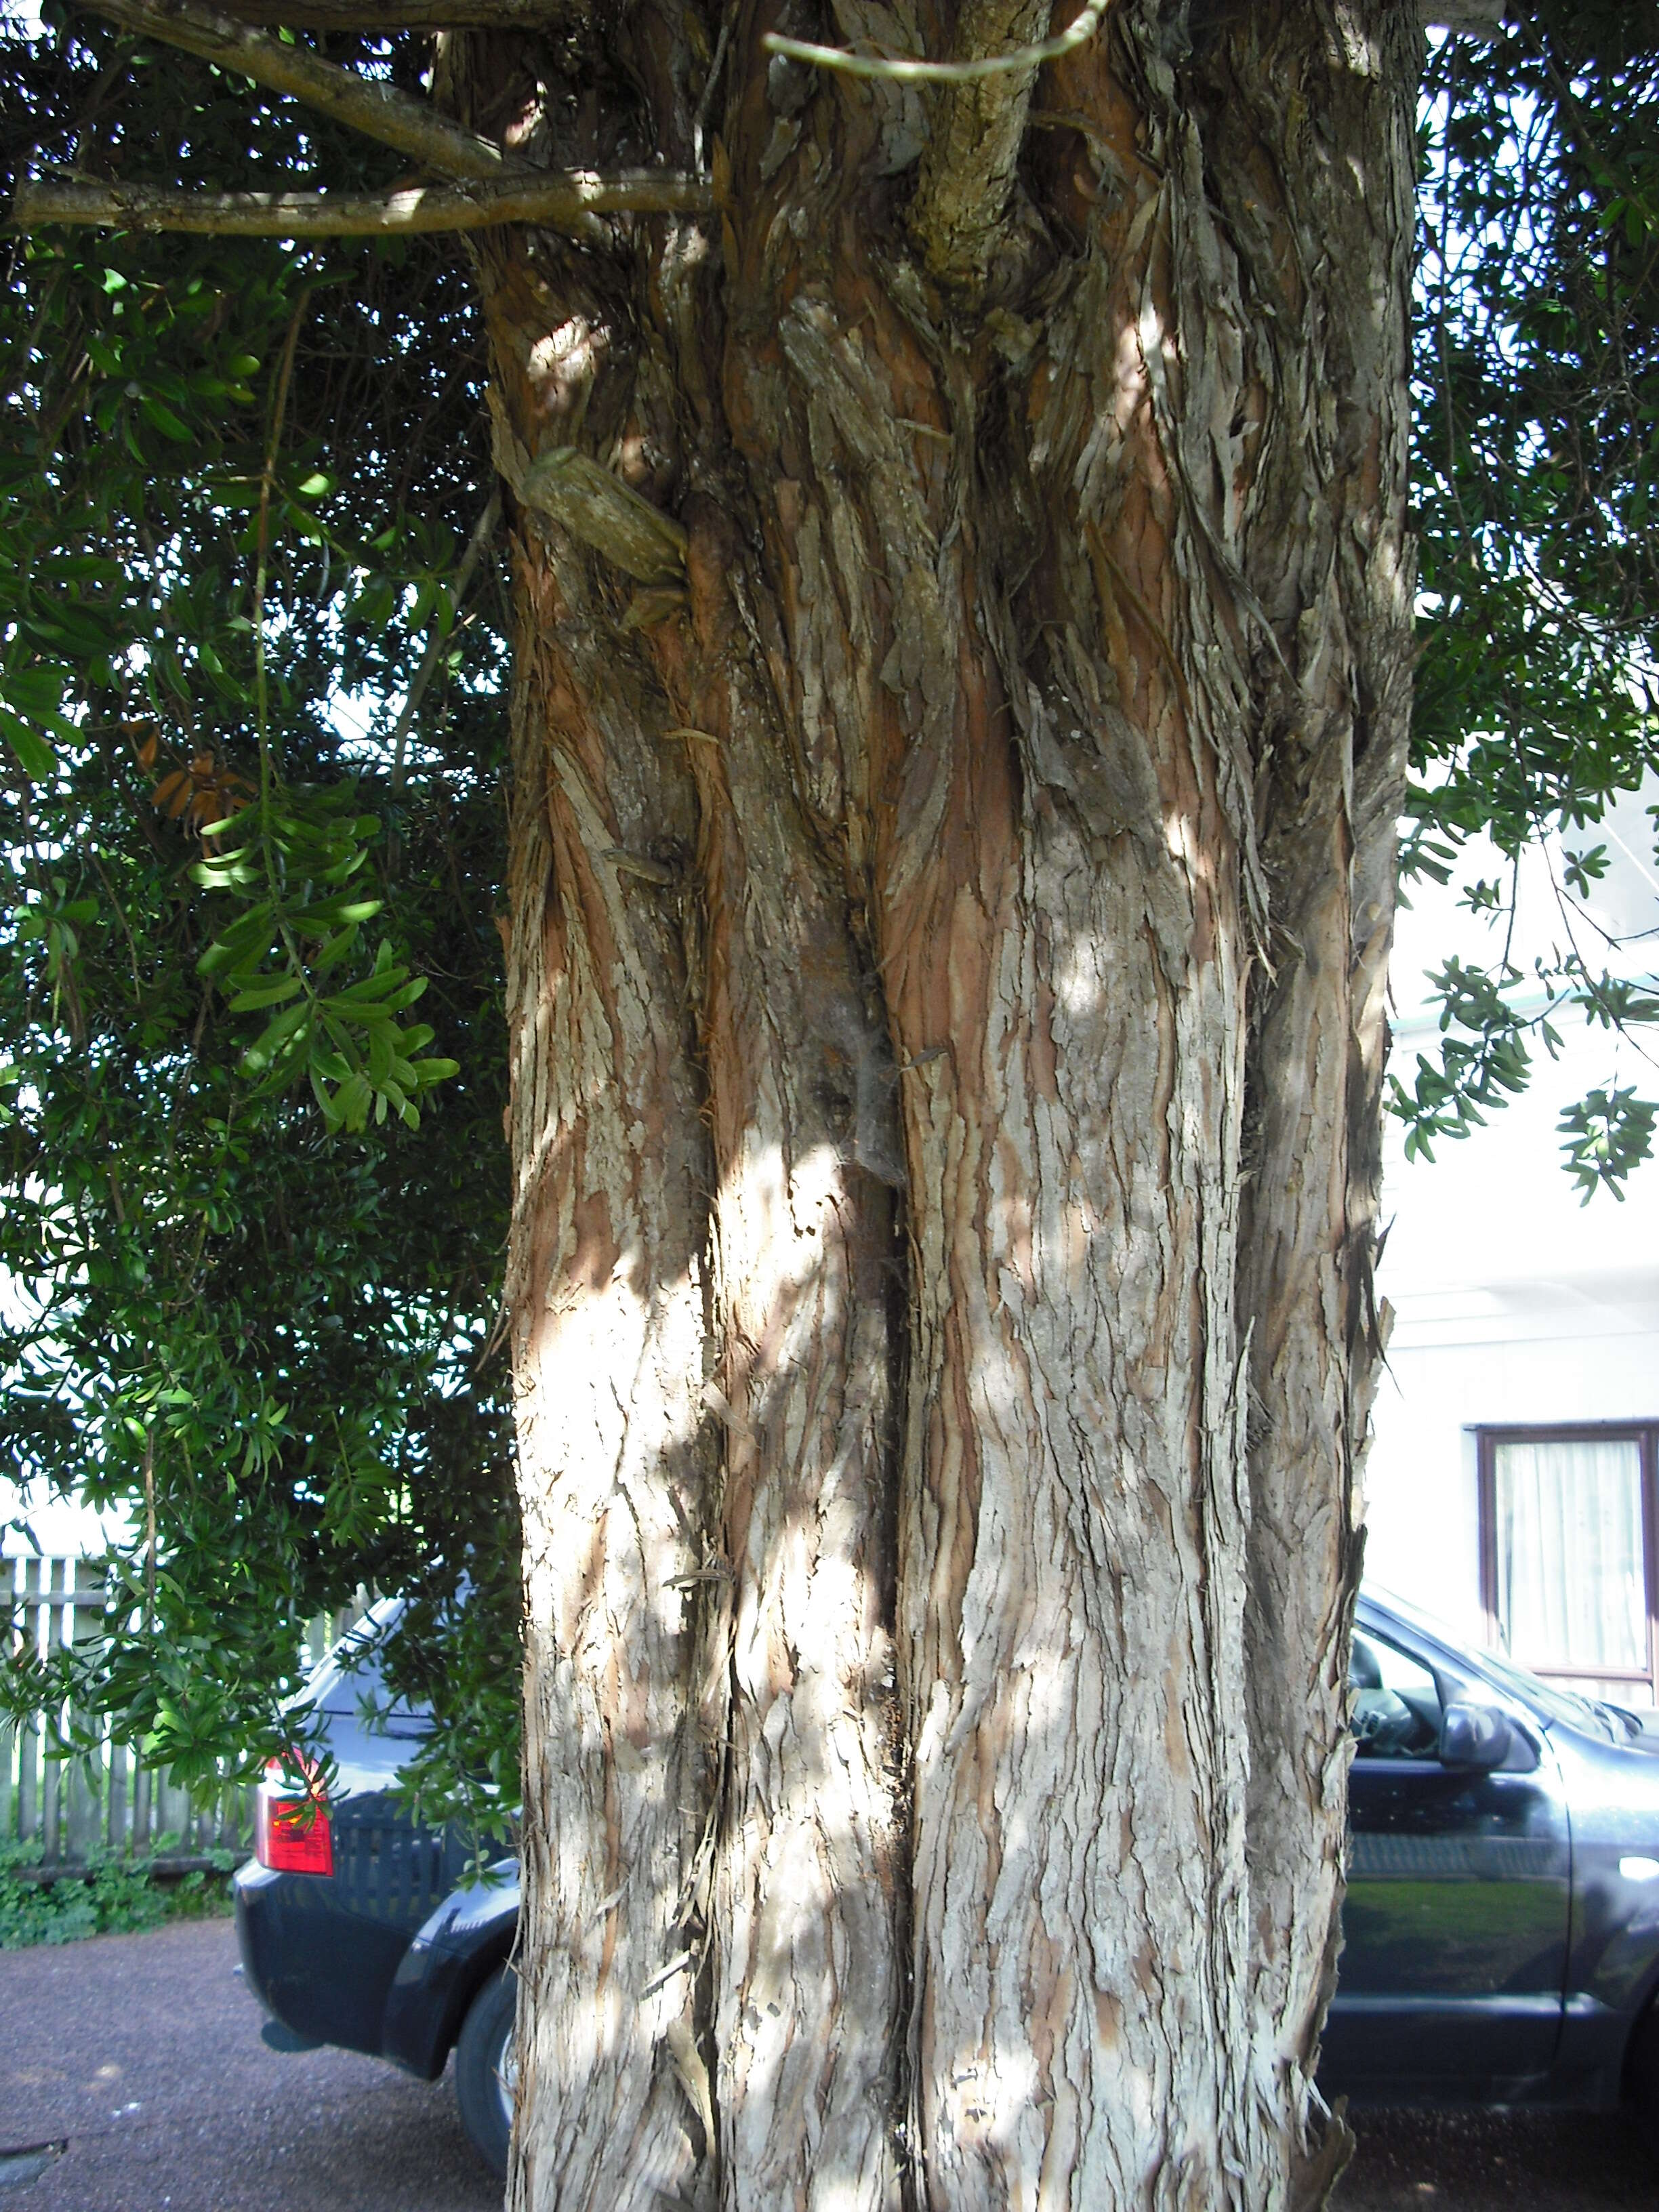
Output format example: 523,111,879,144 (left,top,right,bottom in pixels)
1338,2104,1655,2211
2,1917,1656,2209
0,1917,499,2211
